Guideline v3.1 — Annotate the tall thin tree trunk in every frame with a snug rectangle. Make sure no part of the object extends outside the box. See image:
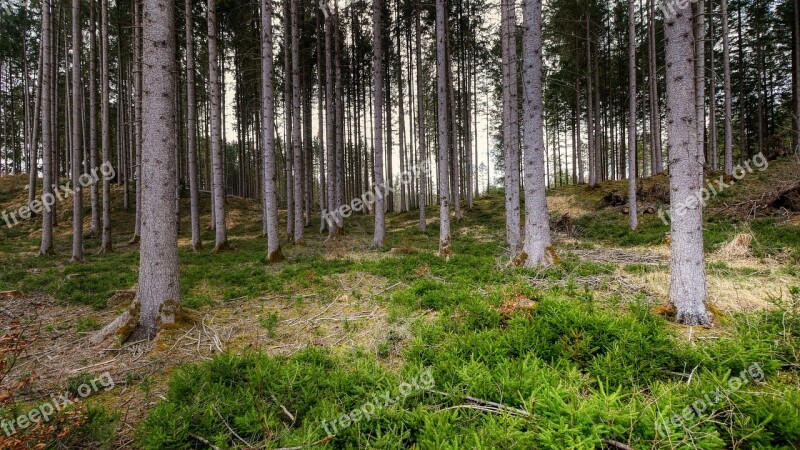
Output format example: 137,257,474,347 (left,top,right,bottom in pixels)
28,46,42,214
795,0,800,155
39,0,54,256
71,0,83,260
88,0,99,236
373,0,386,248
131,0,143,243
628,0,638,231
694,0,706,164
722,0,733,175
291,0,304,244
261,0,283,262
436,0,451,258
99,0,112,253
501,0,521,250
708,0,717,170
415,0,426,232
664,3,709,325
648,0,662,174
186,0,201,251
520,0,553,267
208,0,227,251
325,9,341,237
